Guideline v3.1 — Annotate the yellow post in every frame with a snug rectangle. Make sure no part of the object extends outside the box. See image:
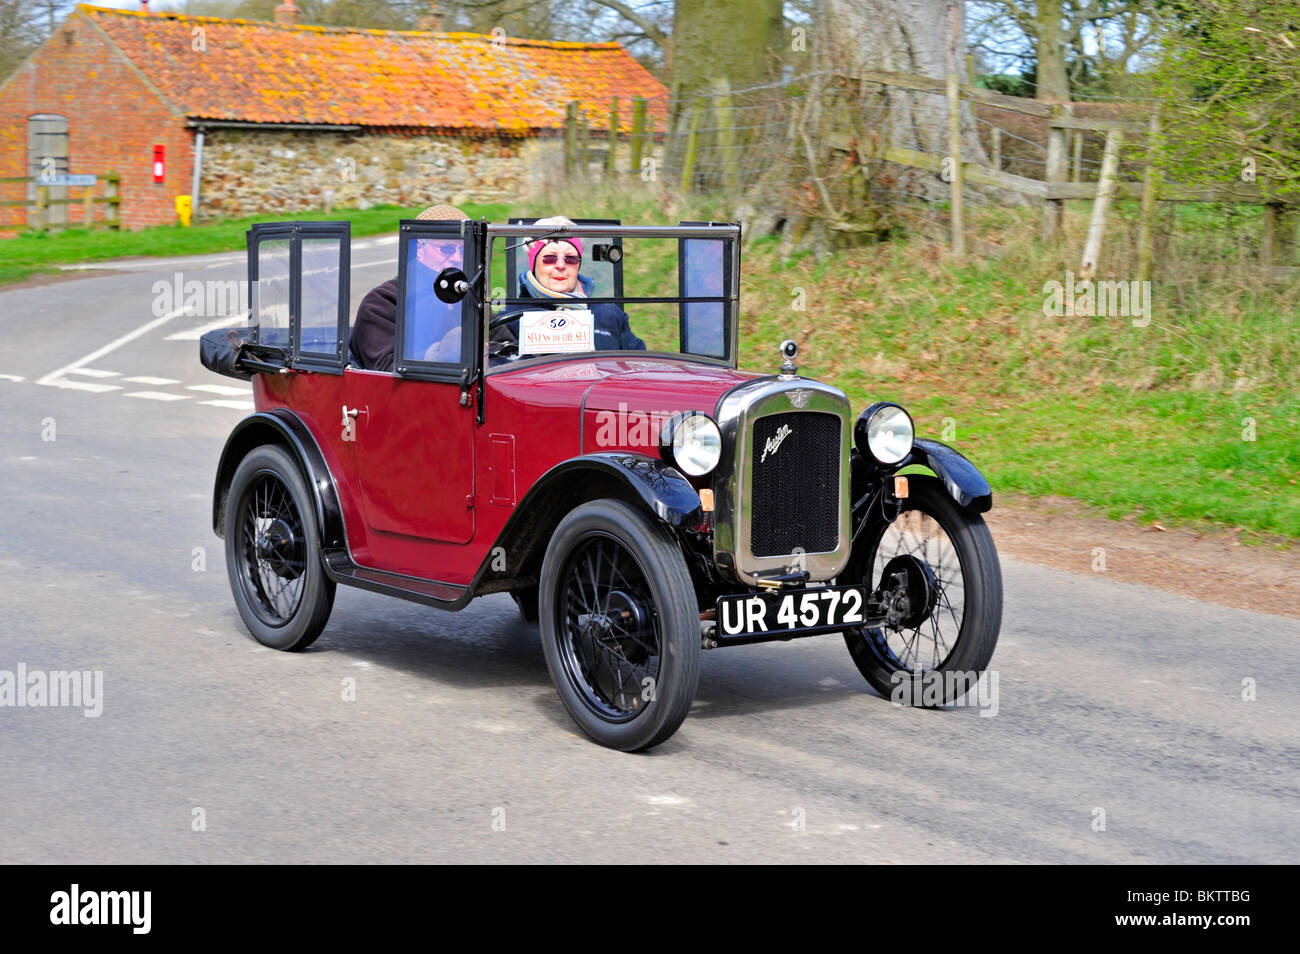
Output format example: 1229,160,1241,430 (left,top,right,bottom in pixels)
175,194,193,227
